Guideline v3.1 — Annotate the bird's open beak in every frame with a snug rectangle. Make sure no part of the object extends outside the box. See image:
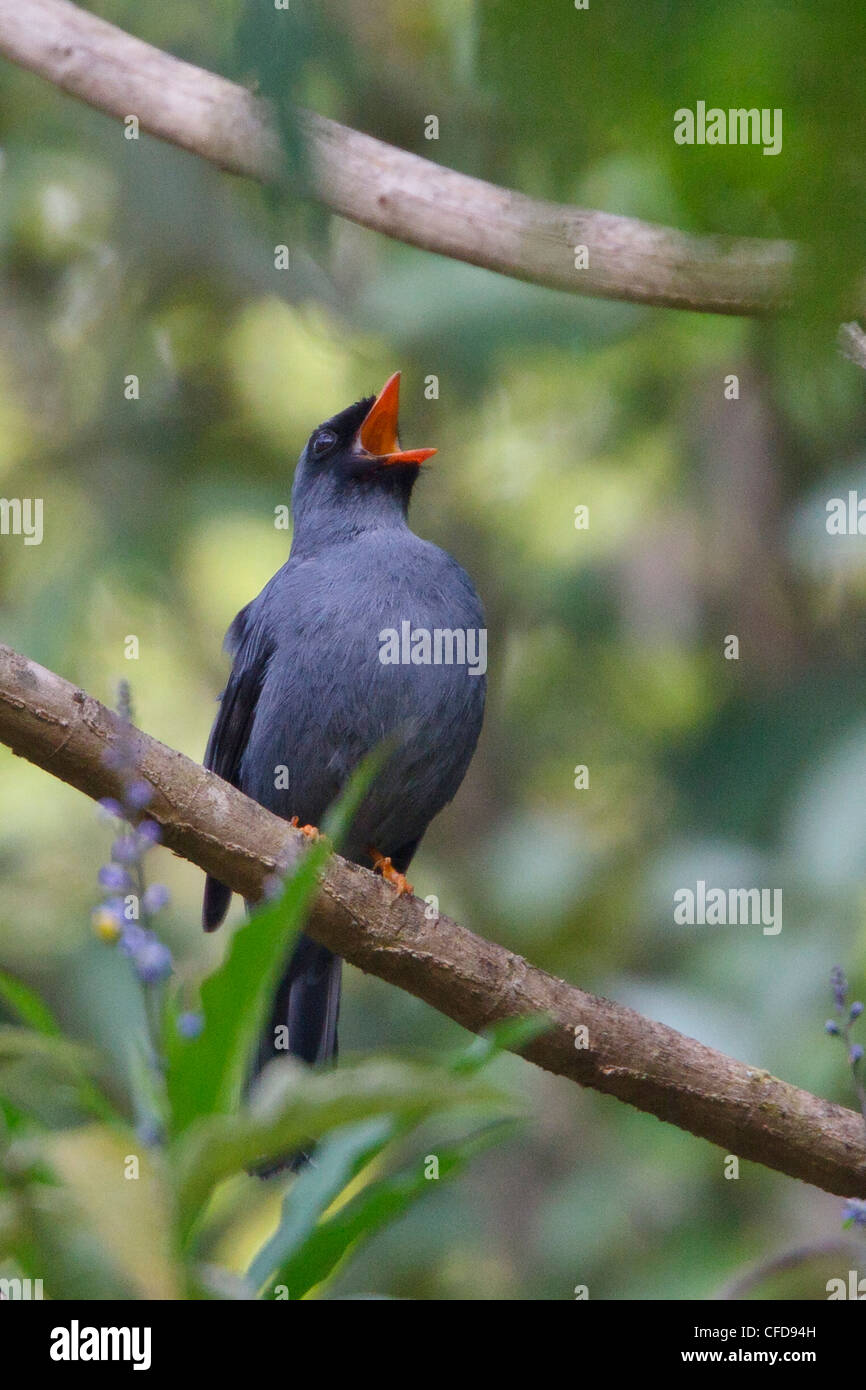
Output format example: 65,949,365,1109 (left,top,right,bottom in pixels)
357,372,437,466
